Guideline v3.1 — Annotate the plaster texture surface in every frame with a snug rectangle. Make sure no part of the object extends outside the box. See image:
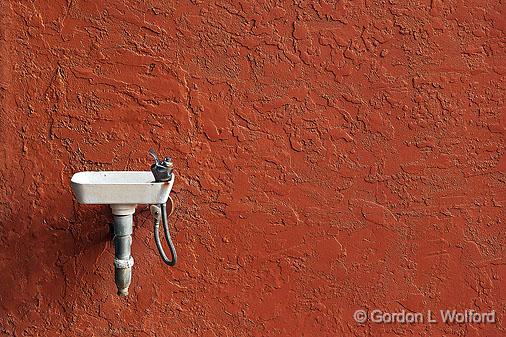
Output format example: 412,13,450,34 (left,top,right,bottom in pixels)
0,0,505,336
